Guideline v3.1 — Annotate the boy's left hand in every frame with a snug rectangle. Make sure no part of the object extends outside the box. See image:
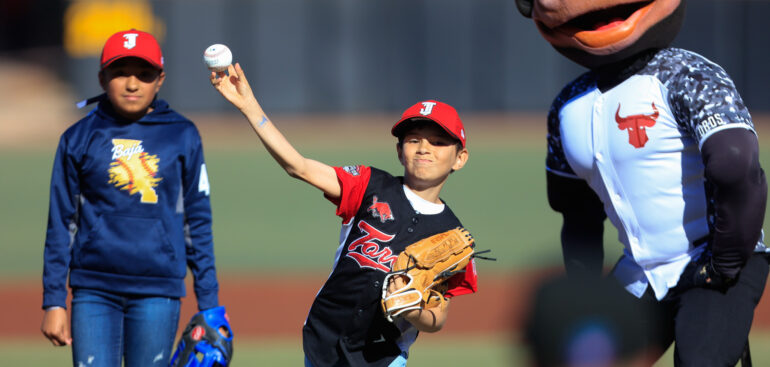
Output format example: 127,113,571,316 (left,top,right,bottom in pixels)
386,275,449,331
386,275,417,320
41,307,72,346
385,274,408,294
